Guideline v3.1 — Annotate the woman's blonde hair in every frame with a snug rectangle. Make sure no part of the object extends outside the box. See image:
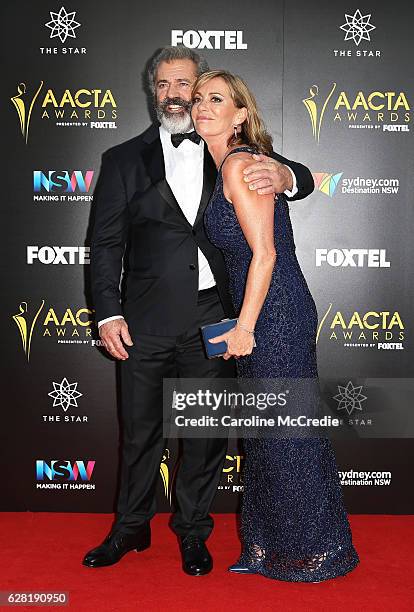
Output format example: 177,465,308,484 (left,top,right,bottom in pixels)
192,70,273,155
